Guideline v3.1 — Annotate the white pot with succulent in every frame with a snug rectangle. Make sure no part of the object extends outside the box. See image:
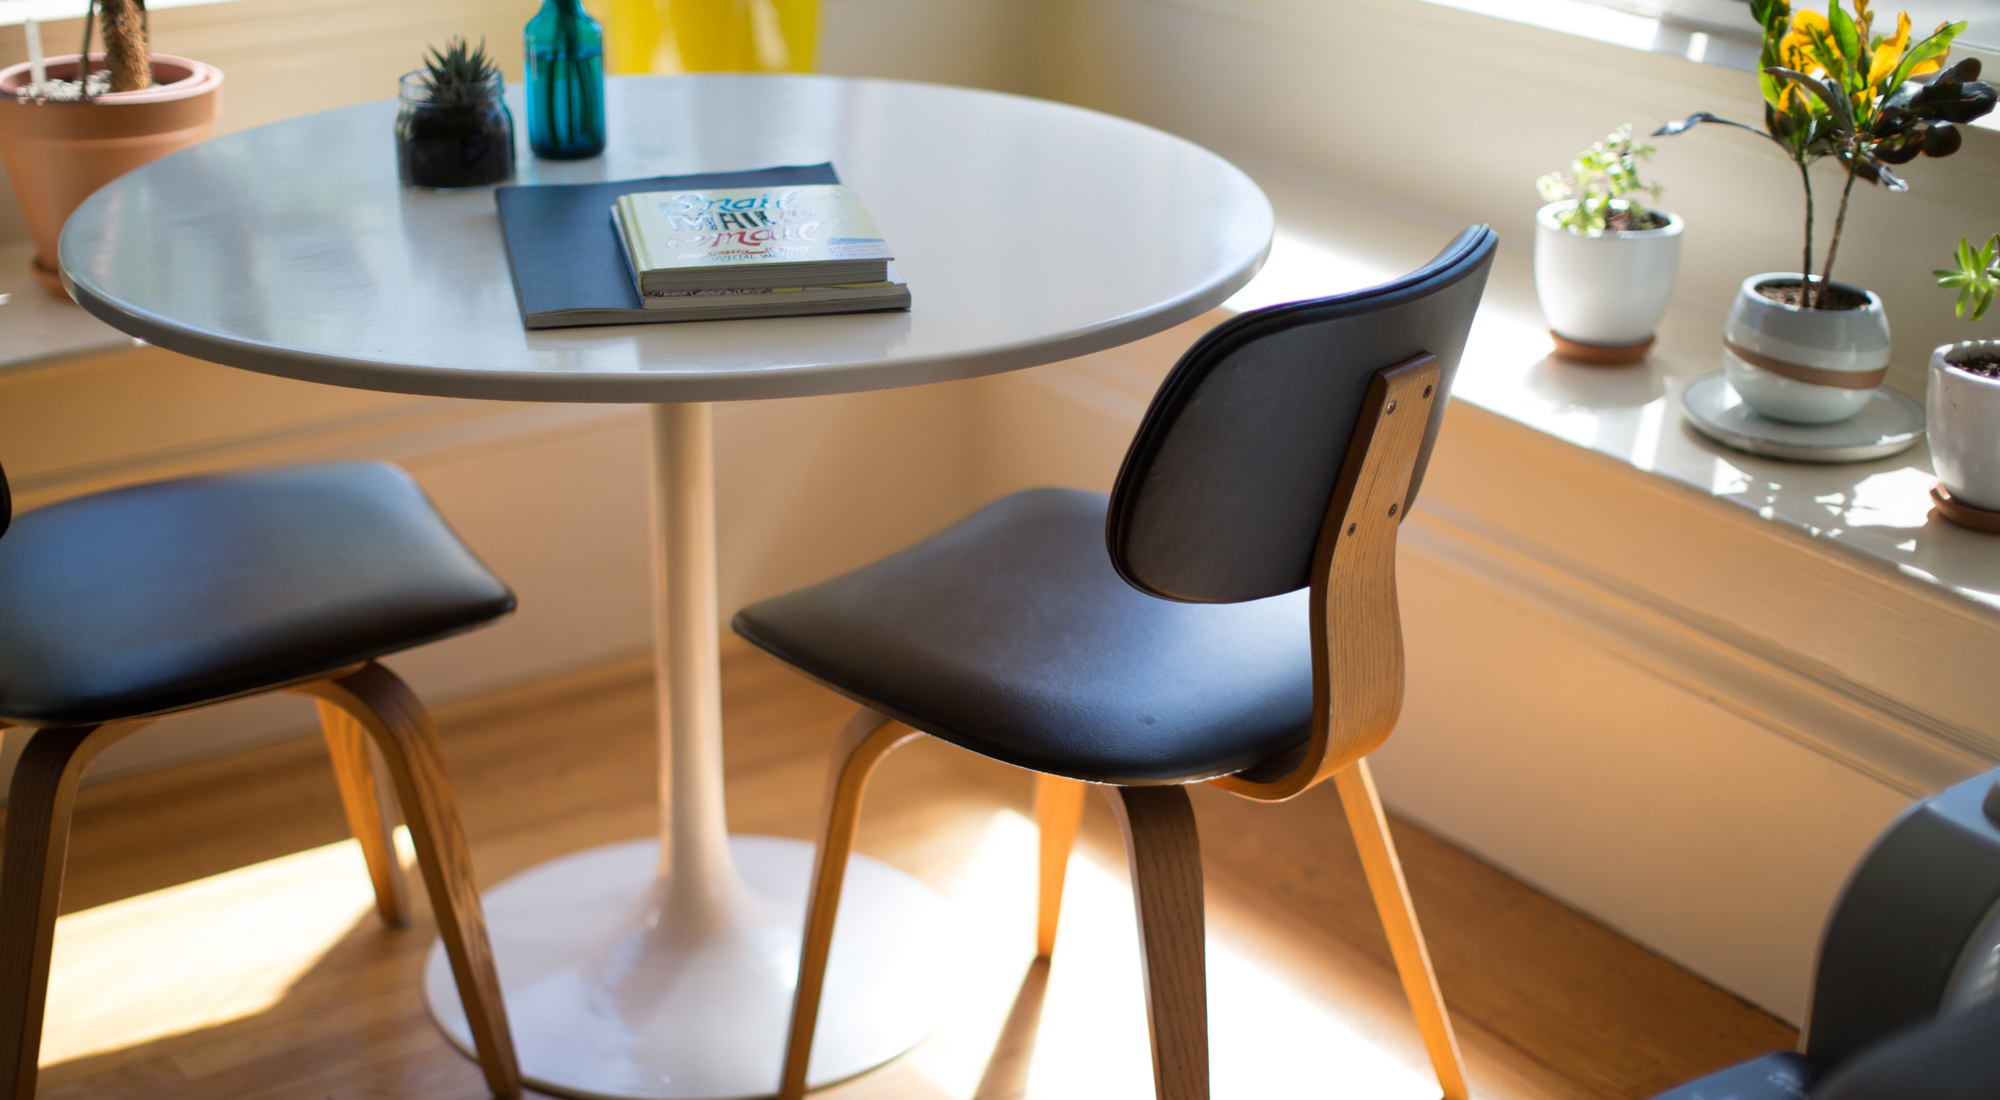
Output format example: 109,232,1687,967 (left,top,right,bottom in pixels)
1657,0,1995,425
1534,126,1684,364
1927,233,2000,529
